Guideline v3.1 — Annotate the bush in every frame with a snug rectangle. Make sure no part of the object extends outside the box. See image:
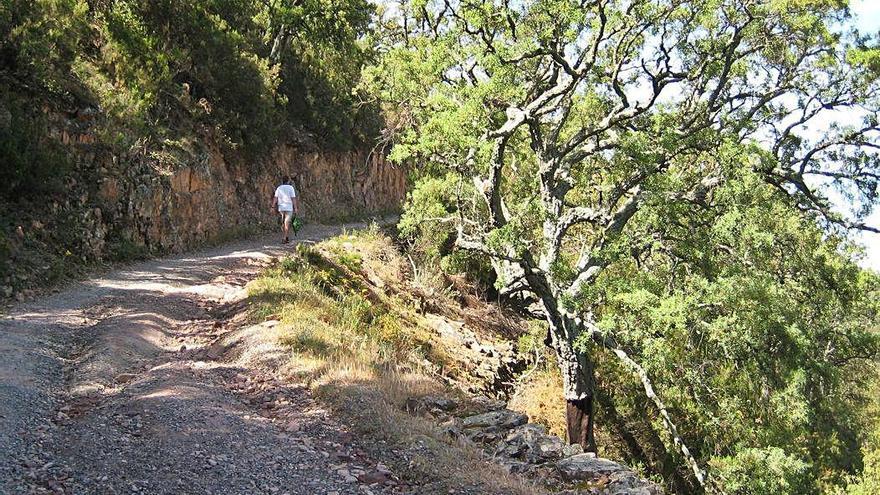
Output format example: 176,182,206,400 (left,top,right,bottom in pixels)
0,94,70,197
710,448,814,495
